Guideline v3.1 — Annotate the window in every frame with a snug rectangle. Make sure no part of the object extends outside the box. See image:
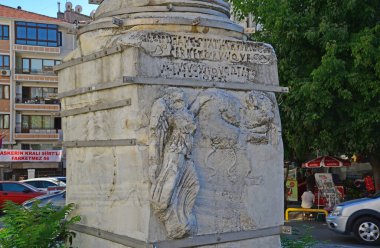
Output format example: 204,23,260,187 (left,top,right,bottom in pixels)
42,181,56,188
1,183,28,192
22,58,60,74
15,22,62,47
21,144,53,150
31,59,43,73
22,87,58,103
0,85,10,99
24,181,40,188
0,114,9,129
58,31,62,46
0,25,9,40
0,55,10,70
22,115,54,130
21,144,29,150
